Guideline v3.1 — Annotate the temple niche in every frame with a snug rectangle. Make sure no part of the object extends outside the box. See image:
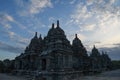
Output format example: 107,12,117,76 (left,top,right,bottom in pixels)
14,20,111,80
